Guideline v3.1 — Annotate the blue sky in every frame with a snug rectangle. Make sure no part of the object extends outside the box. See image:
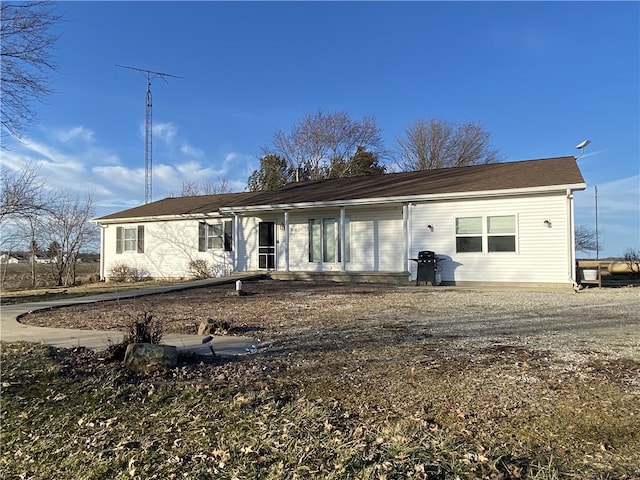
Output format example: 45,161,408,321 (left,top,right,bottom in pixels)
3,1,639,258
